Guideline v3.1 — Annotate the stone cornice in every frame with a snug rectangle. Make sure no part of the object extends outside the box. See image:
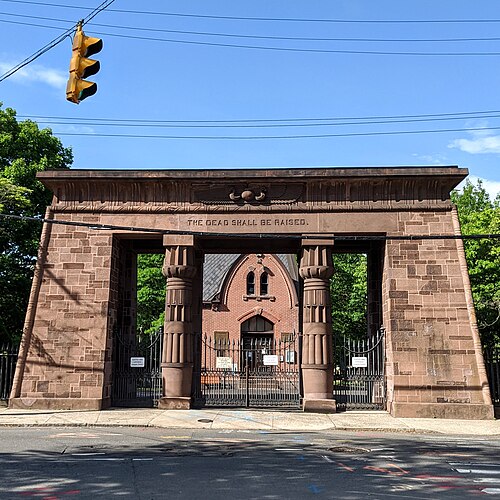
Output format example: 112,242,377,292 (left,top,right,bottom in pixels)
37,166,468,213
